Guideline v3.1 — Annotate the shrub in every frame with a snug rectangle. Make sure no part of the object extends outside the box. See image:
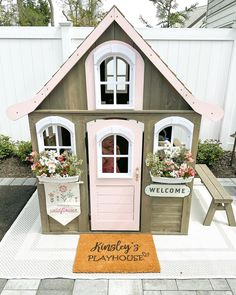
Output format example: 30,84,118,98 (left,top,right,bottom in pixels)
0,135,15,160
14,140,32,162
197,139,224,167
